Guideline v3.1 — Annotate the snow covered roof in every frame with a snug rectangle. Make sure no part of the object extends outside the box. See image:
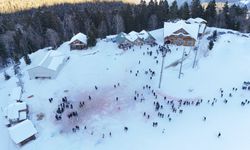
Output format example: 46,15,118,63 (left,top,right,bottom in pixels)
8,119,37,144
32,50,66,71
138,30,148,39
127,31,141,42
10,87,22,101
138,30,155,40
186,18,207,24
69,33,87,44
186,18,207,35
106,35,117,39
164,20,200,40
118,32,127,37
116,31,154,44
4,102,27,121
